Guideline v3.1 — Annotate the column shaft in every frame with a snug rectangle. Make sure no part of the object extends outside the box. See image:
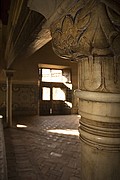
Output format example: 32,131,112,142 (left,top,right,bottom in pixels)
76,56,120,180
6,70,14,127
